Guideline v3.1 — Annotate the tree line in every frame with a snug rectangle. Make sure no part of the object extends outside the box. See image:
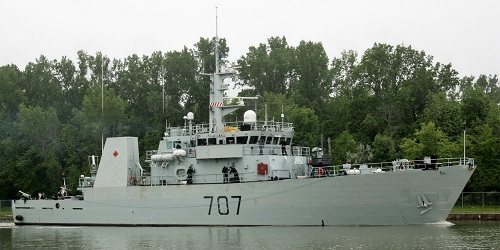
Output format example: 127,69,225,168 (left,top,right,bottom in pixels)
0,36,499,199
